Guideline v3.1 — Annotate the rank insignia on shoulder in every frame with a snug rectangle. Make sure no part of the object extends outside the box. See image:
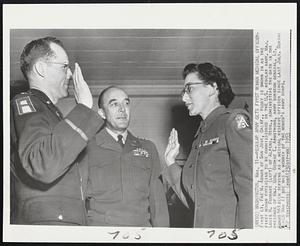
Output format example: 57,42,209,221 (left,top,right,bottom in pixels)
235,114,250,129
15,96,36,115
